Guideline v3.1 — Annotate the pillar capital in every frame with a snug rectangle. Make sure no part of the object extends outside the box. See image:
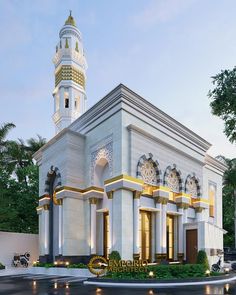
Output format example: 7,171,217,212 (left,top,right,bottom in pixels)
43,204,50,210
89,197,98,205
107,191,113,199
175,195,190,209
133,191,142,199
154,196,168,205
